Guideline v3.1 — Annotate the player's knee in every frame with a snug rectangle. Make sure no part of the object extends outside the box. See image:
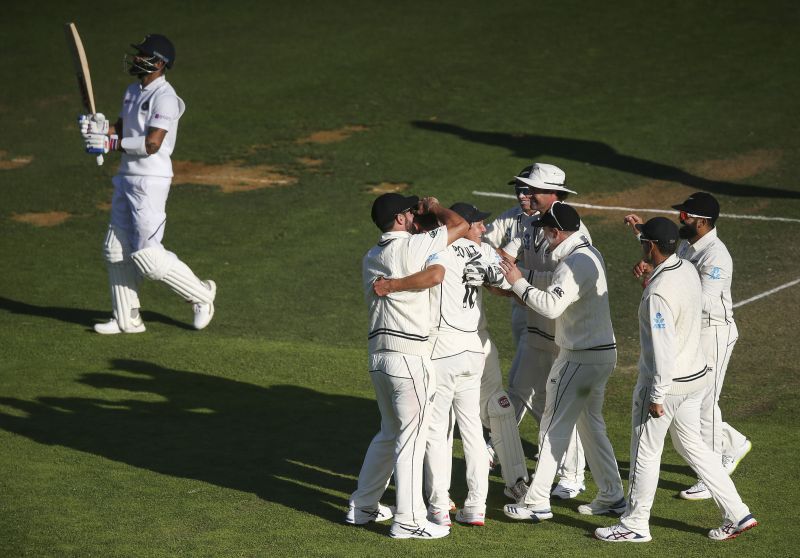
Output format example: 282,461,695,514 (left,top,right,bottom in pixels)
131,246,175,280
102,226,131,264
